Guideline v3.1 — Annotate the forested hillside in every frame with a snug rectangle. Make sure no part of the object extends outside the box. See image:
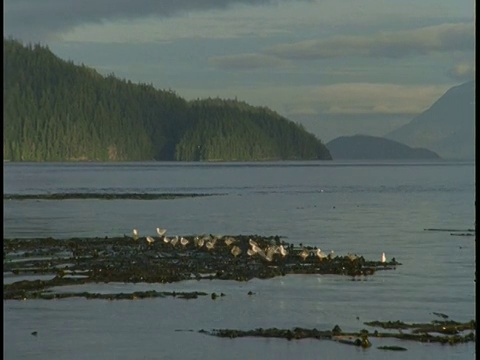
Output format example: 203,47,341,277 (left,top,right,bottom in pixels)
3,38,331,161
176,99,328,161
